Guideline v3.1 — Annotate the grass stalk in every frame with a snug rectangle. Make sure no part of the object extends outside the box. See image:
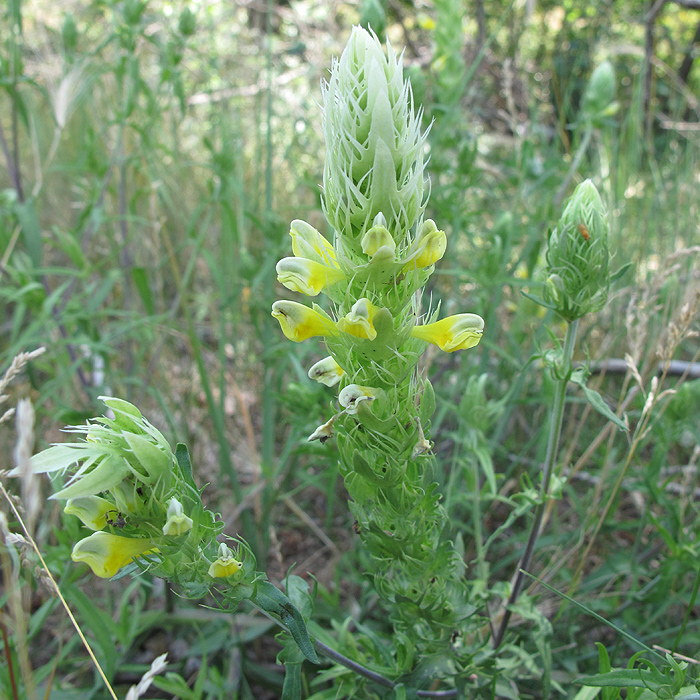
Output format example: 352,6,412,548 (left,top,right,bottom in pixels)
494,318,579,648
